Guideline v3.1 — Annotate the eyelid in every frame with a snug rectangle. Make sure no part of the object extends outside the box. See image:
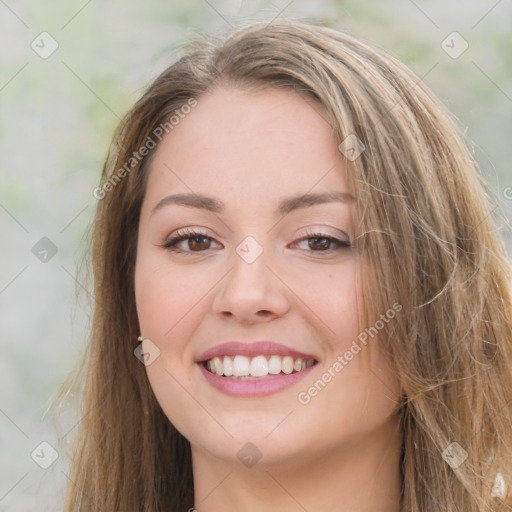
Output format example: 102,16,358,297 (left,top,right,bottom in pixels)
162,227,223,251
298,225,350,240
165,226,218,241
